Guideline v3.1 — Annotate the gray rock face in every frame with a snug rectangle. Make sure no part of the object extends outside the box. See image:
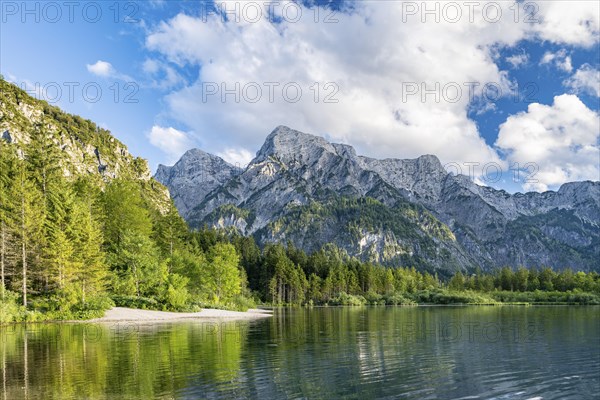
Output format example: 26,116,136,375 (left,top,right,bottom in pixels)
155,126,600,272
1,130,12,143
155,149,241,218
